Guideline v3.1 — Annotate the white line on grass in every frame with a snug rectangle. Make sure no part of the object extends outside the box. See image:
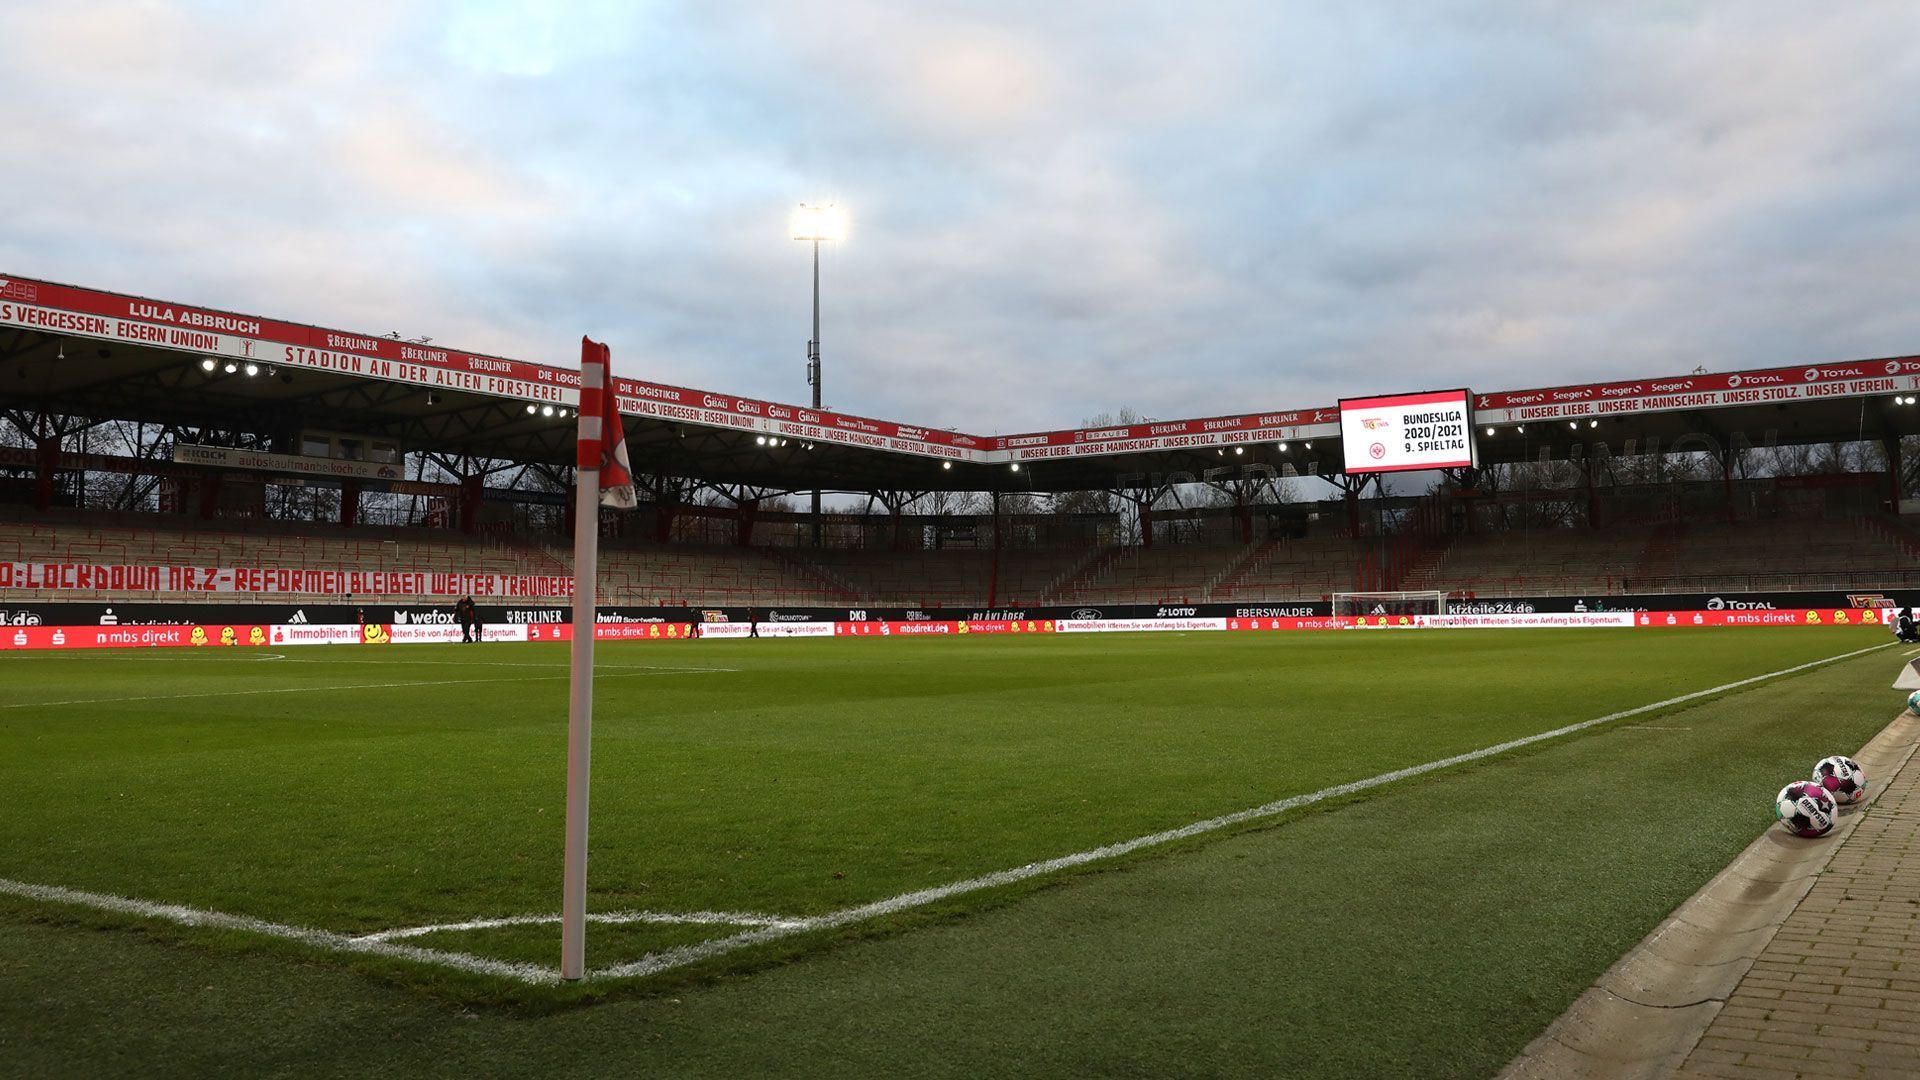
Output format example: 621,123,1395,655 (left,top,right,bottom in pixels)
0,877,561,984
357,909,807,943
0,641,1893,984
0,668,726,711
590,640,1896,980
